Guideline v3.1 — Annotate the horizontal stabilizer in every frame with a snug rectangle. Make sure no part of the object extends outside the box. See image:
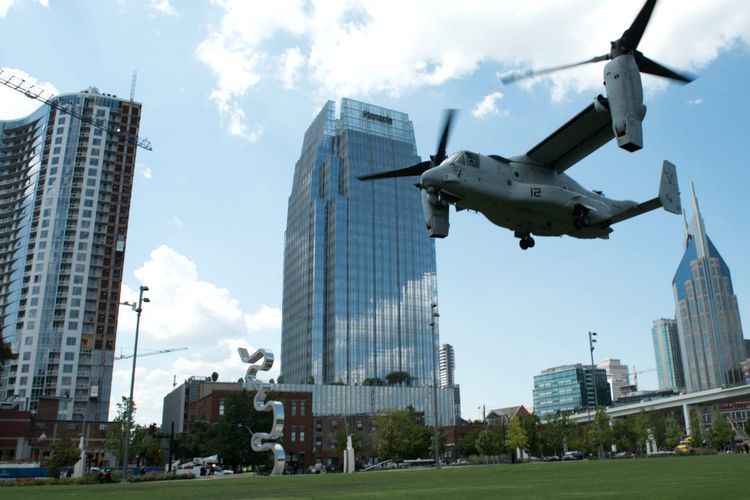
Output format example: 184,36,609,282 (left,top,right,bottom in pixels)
609,160,681,225
609,198,661,225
